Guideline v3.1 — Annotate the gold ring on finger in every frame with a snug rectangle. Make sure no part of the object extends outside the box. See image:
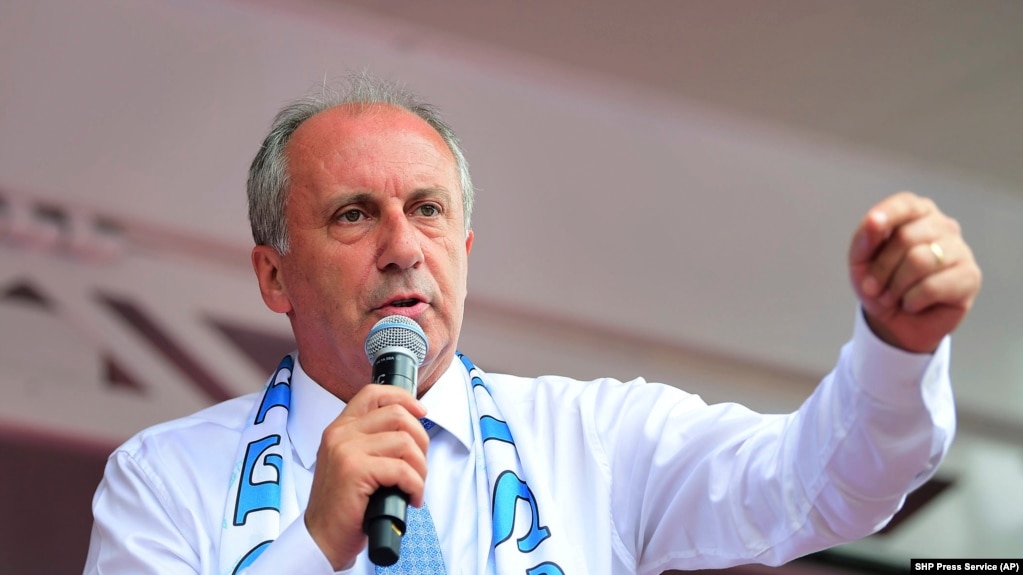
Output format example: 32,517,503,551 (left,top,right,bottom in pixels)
928,241,945,269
